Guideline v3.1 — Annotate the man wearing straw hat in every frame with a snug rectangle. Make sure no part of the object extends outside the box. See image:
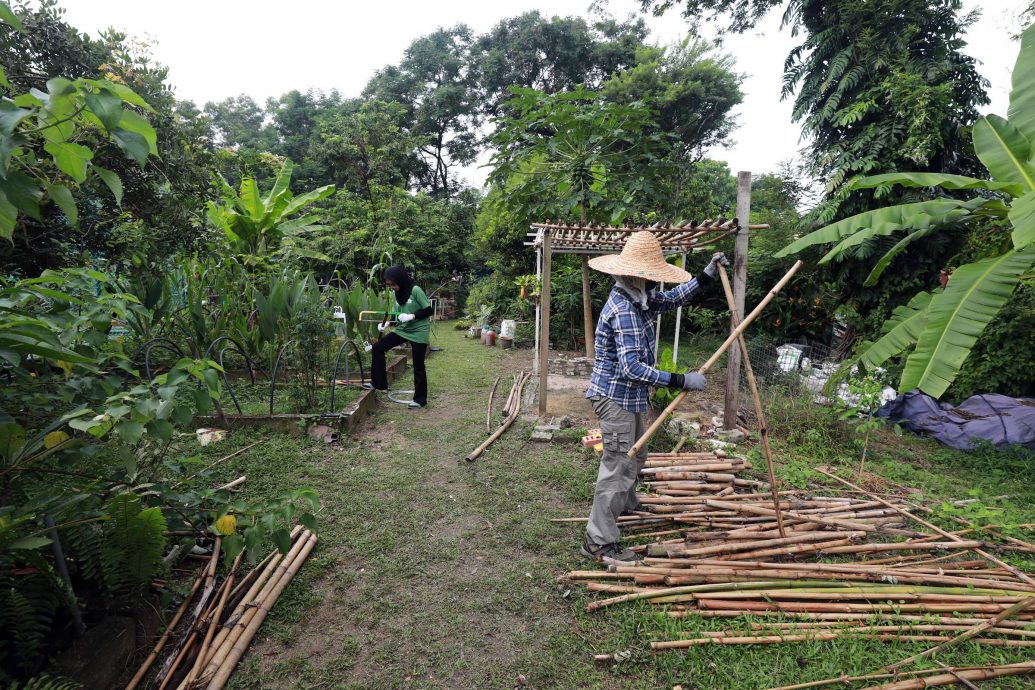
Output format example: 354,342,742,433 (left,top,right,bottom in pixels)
583,231,728,562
